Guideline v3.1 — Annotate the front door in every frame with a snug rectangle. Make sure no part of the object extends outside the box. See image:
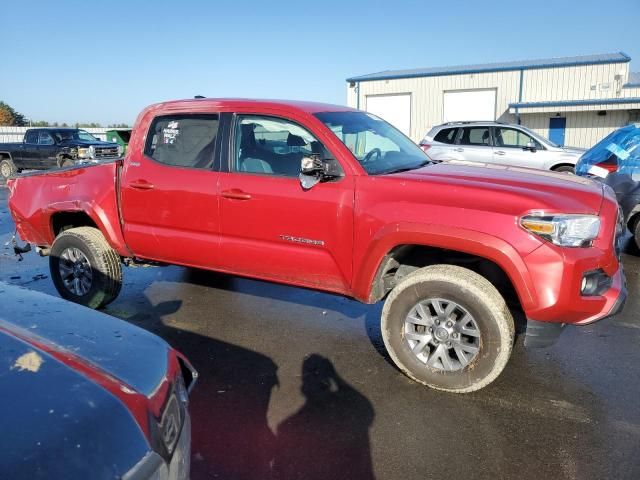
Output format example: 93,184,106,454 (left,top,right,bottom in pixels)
120,112,222,267
549,117,567,146
493,126,544,168
217,114,354,293
454,126,494,164
37,130,58,167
